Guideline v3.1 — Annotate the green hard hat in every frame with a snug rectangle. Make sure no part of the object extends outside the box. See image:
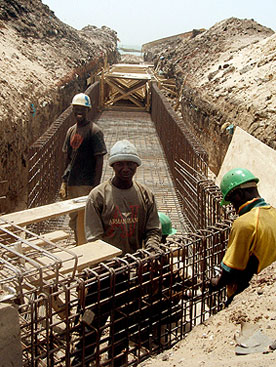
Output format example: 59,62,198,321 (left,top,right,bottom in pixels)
158,212,177,236
220,168,259,206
